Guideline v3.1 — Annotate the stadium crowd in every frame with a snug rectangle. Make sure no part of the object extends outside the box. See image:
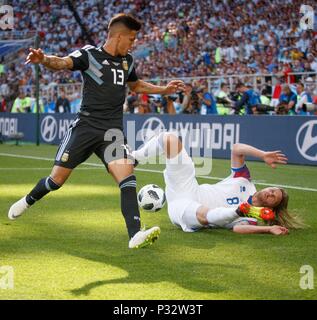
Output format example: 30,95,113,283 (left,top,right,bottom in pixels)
0,0,317,115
